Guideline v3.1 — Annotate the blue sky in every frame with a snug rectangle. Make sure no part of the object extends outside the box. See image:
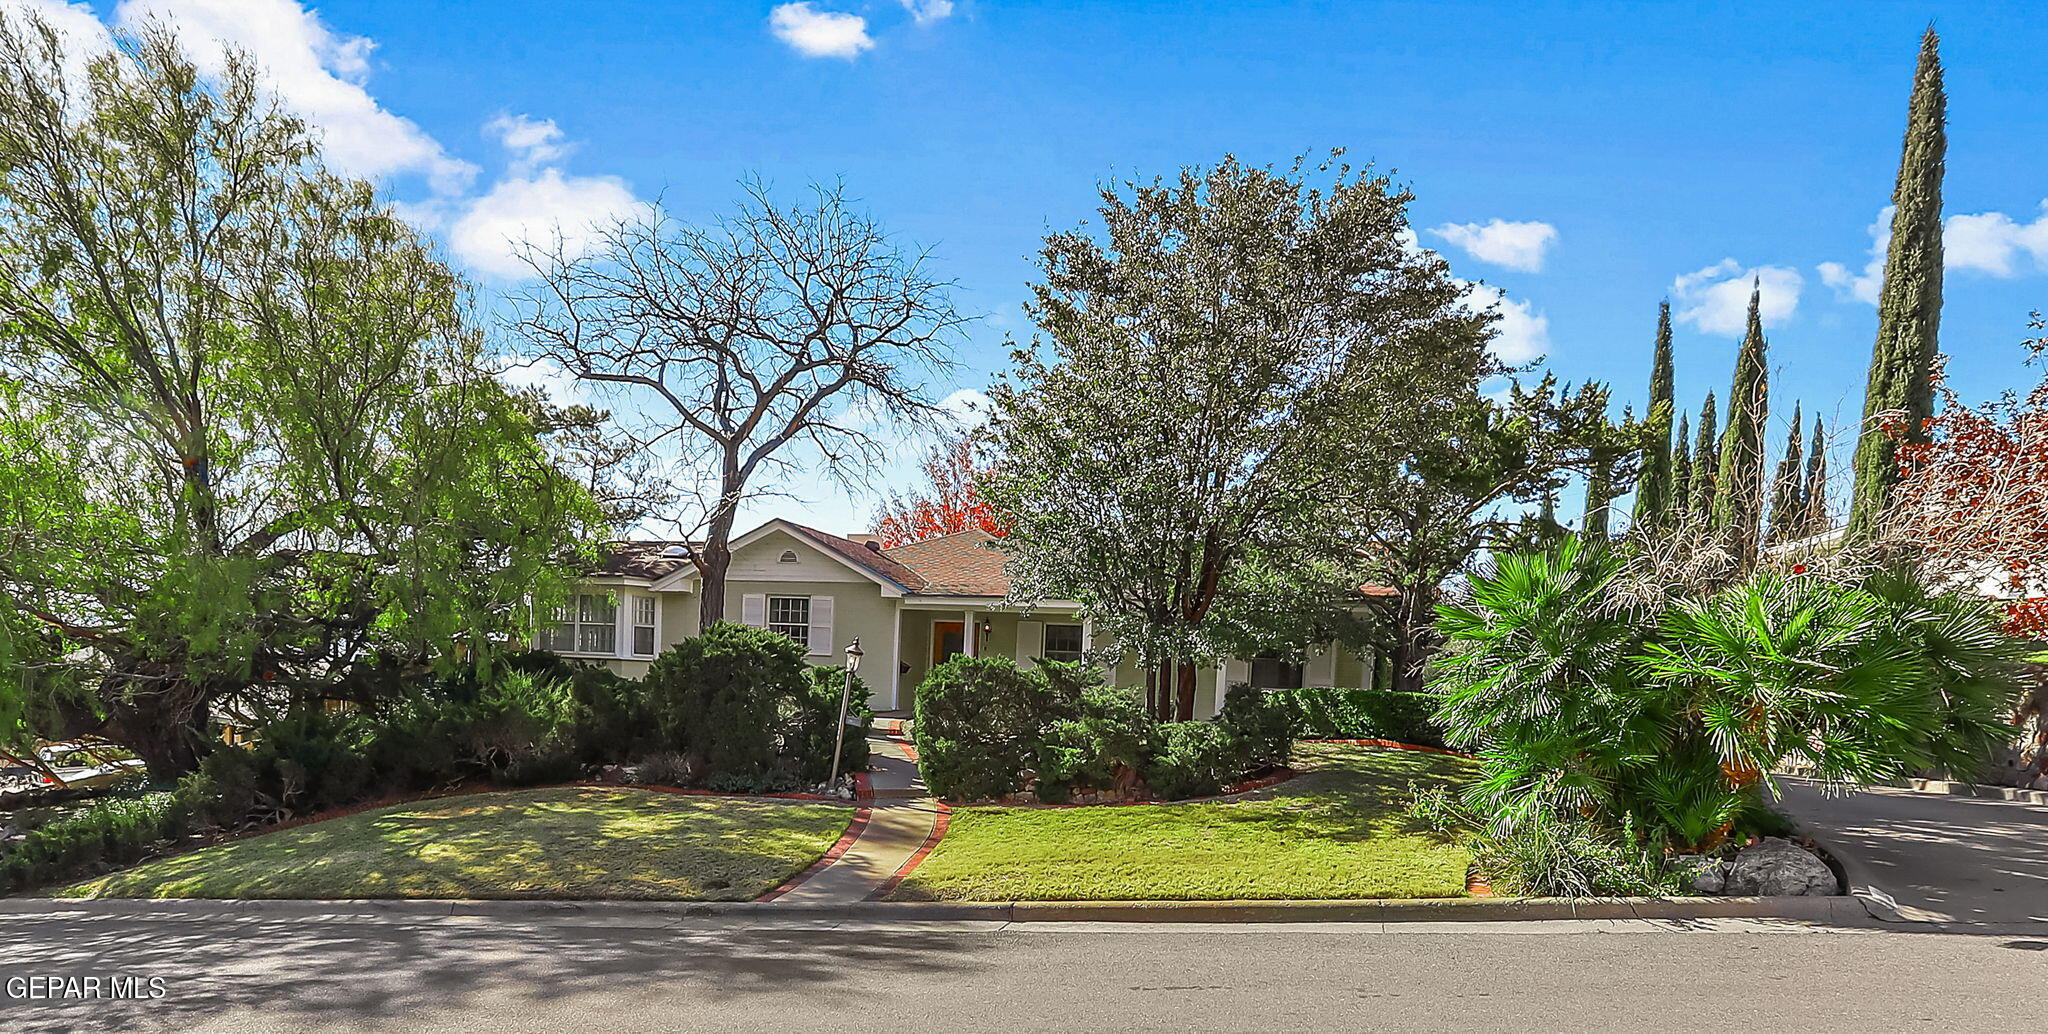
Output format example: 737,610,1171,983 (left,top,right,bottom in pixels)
20,0,2048,534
